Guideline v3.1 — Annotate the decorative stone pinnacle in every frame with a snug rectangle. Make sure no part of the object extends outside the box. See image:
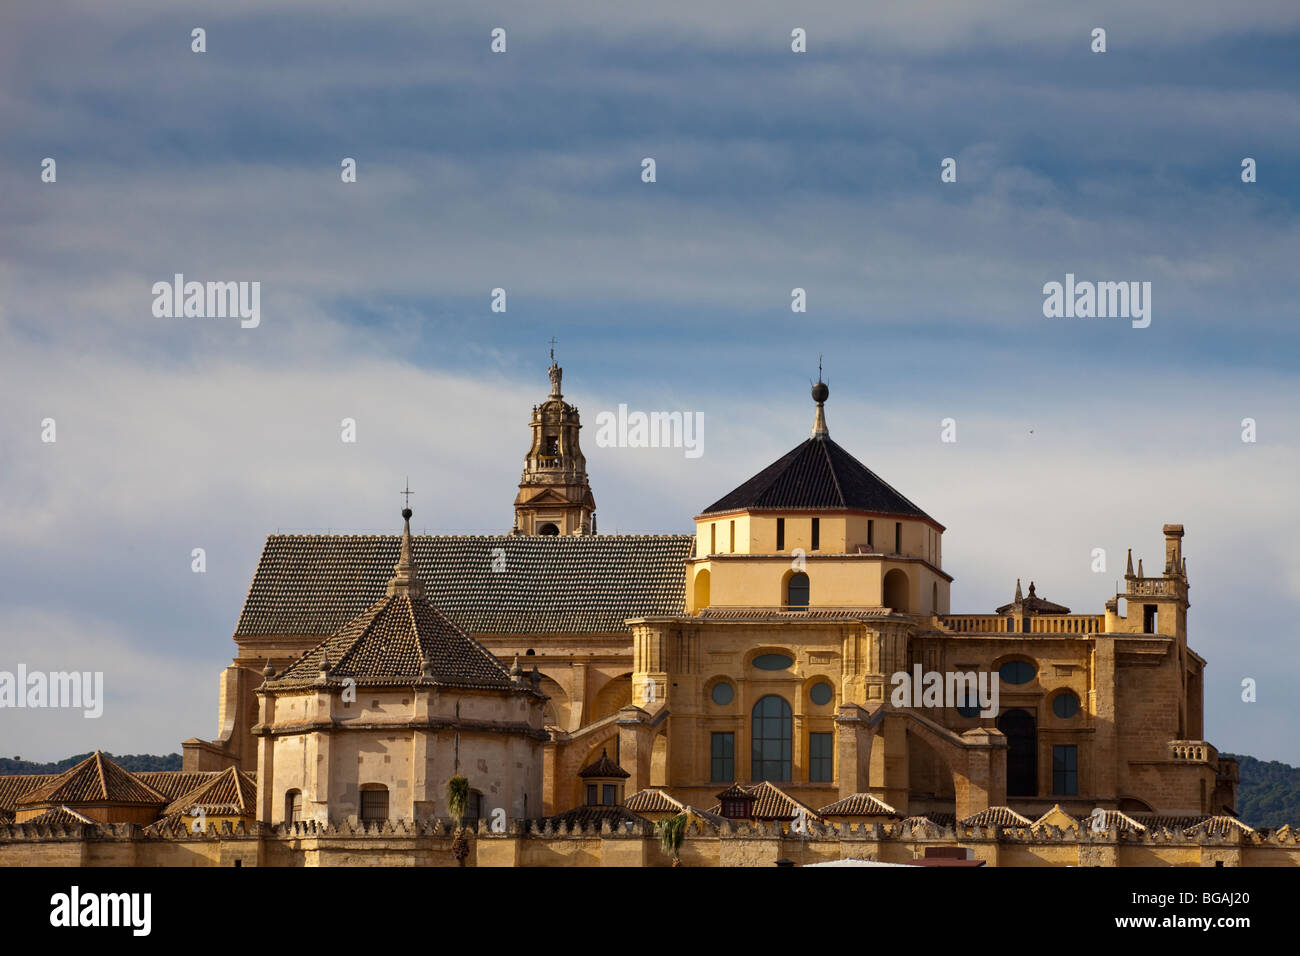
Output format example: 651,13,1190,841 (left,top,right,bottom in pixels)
810,375,830,438
386,506,426,598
